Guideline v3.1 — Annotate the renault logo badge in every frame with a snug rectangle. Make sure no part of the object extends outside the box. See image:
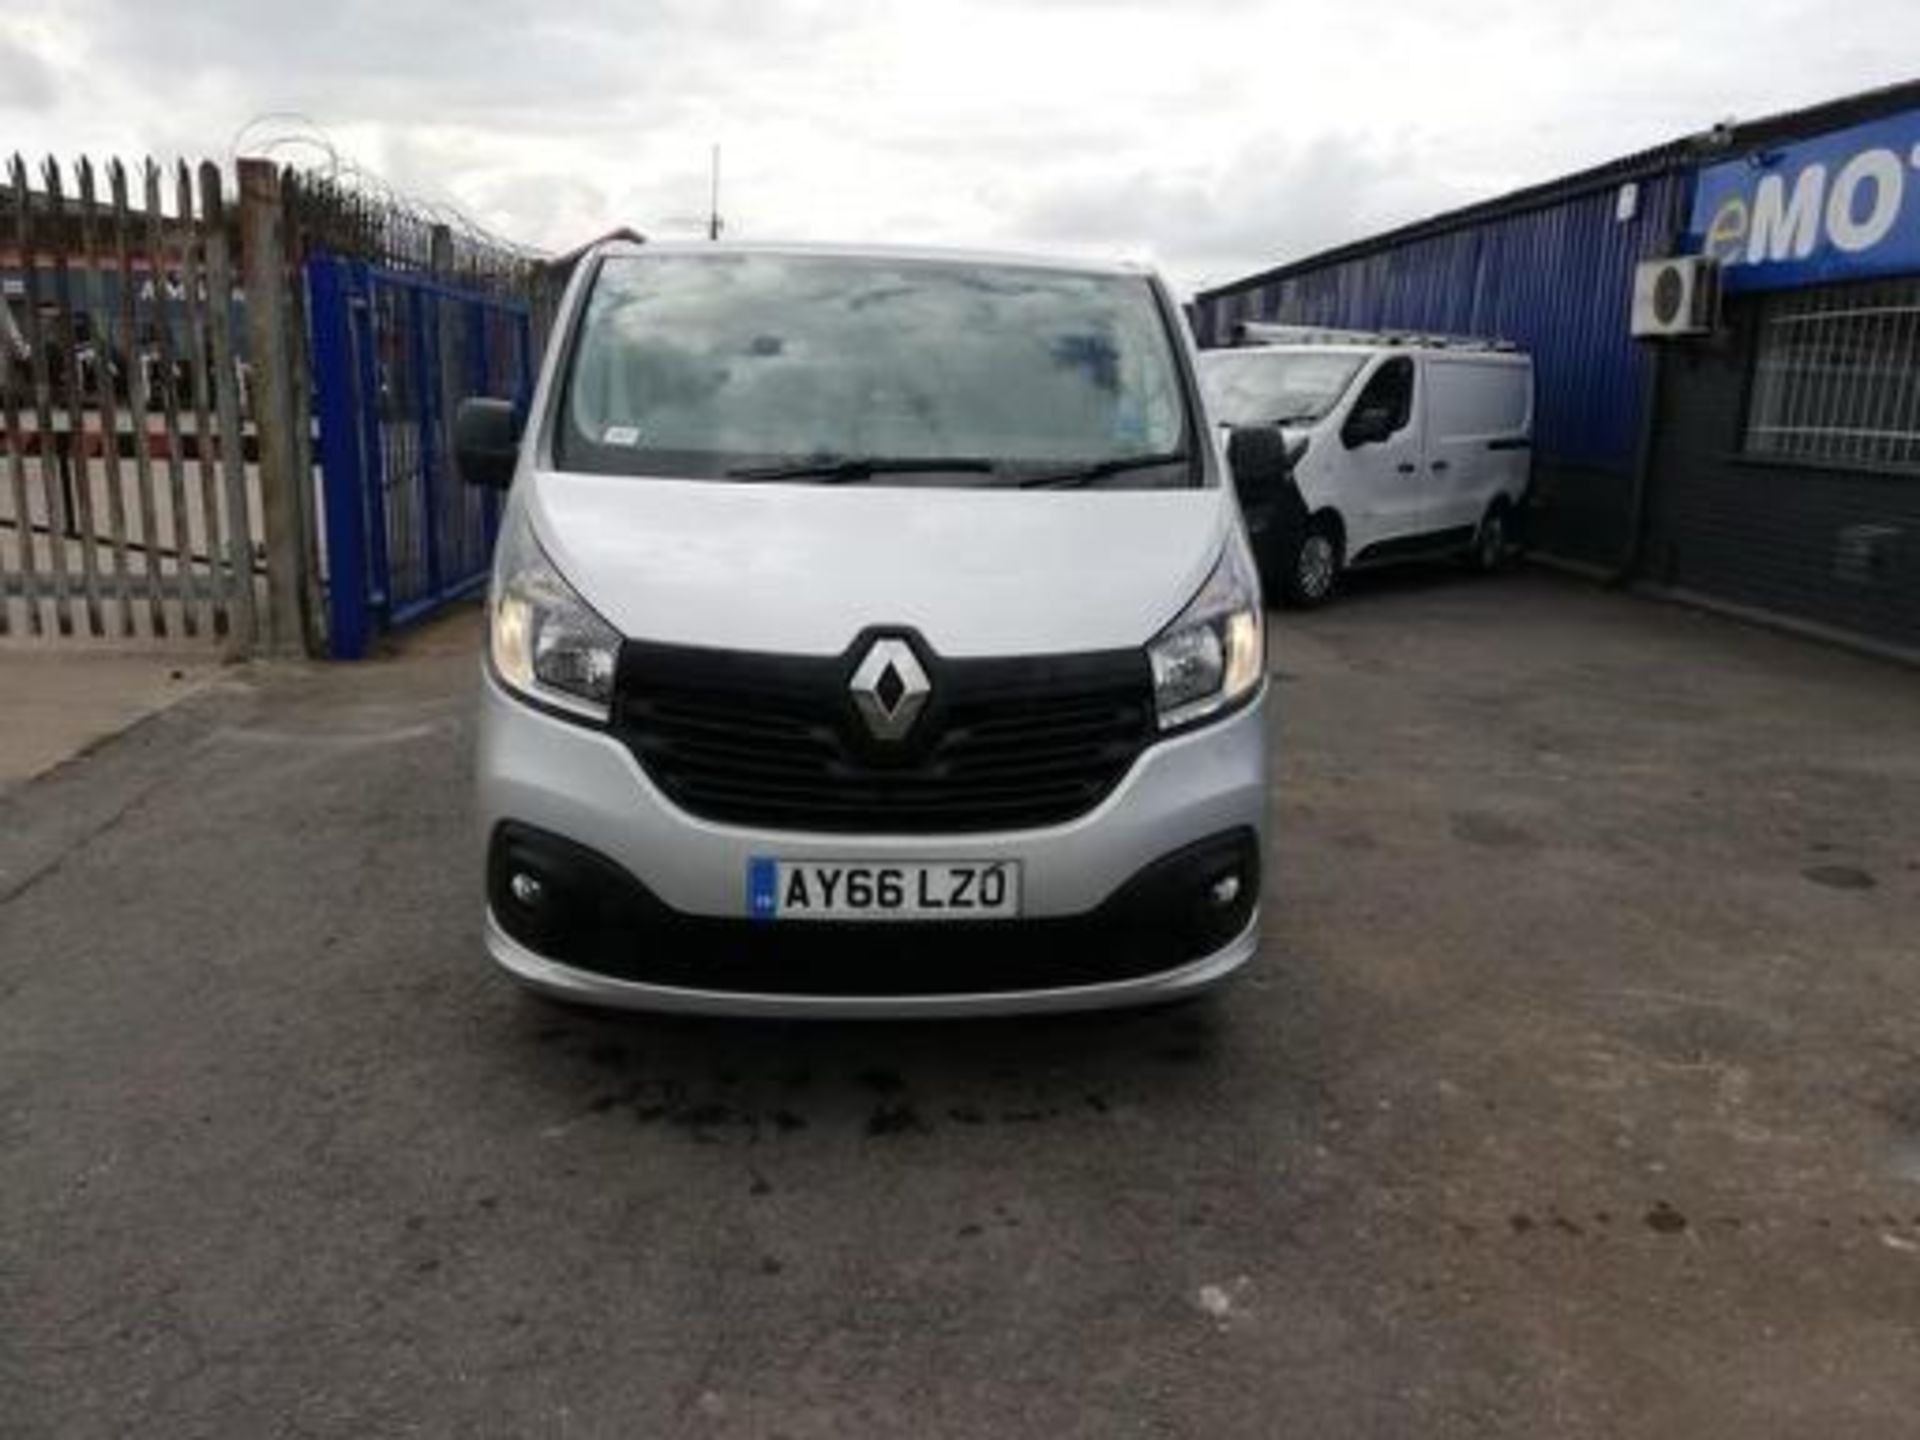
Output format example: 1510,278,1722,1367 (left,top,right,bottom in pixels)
849,638,930,741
